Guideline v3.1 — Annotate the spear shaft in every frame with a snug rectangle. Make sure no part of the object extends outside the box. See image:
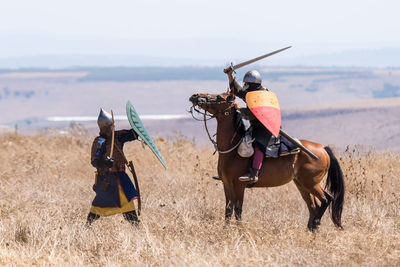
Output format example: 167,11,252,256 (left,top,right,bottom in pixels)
110,110,115,158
